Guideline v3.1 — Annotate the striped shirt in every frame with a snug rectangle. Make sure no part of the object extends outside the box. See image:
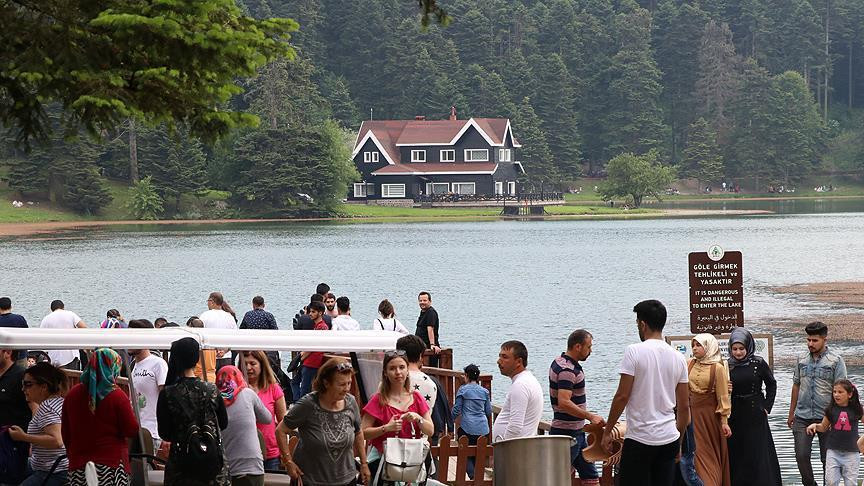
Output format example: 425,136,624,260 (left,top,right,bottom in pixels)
549,353,586,430
28,396,67,471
